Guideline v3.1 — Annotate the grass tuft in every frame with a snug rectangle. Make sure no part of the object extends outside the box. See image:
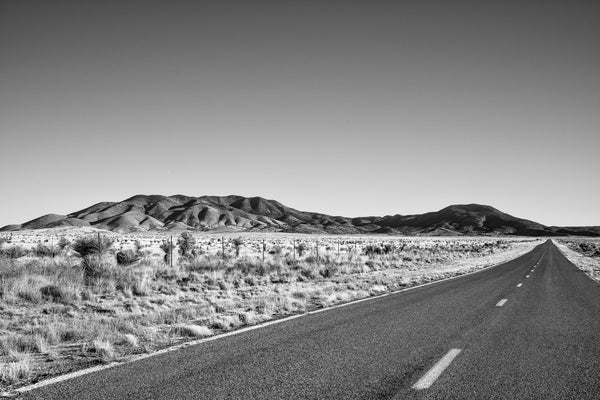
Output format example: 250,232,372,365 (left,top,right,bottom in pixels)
170,324,213,338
